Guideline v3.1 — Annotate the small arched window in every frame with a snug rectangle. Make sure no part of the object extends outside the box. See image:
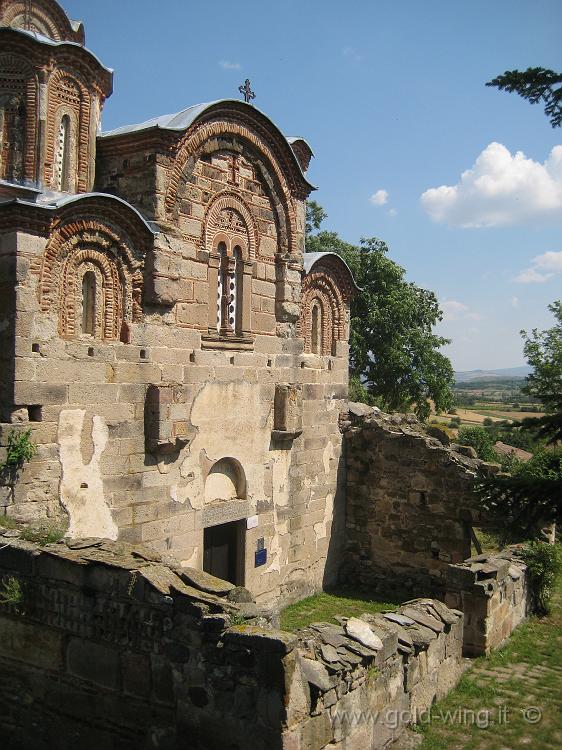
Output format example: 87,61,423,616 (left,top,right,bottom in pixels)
311,303,322,354
81,271,96,335
55,114,71,191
